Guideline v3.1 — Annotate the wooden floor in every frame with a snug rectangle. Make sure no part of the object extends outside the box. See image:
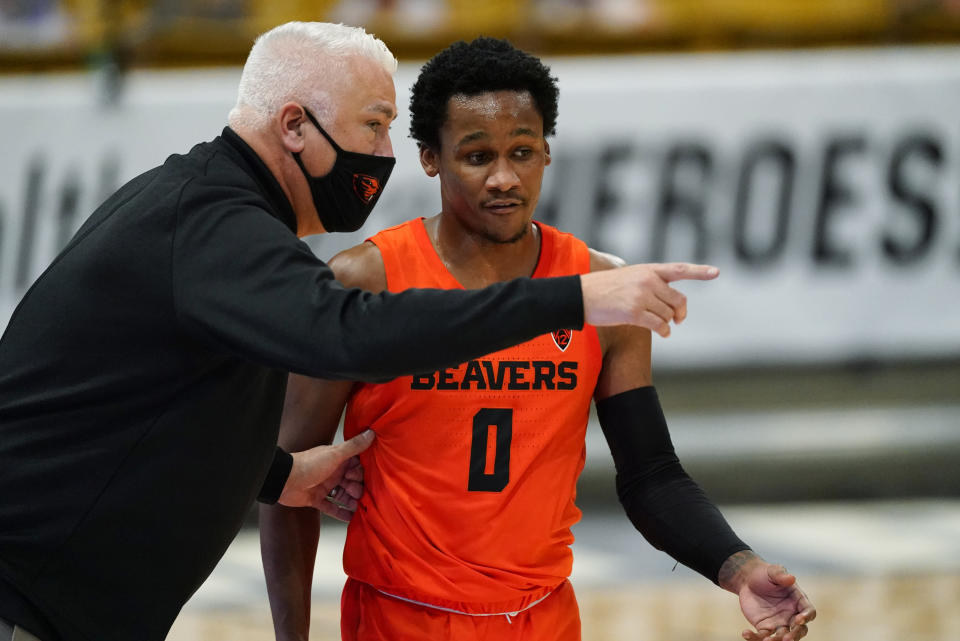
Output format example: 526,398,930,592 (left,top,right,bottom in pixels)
167,500,960,641
169,573,960,641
